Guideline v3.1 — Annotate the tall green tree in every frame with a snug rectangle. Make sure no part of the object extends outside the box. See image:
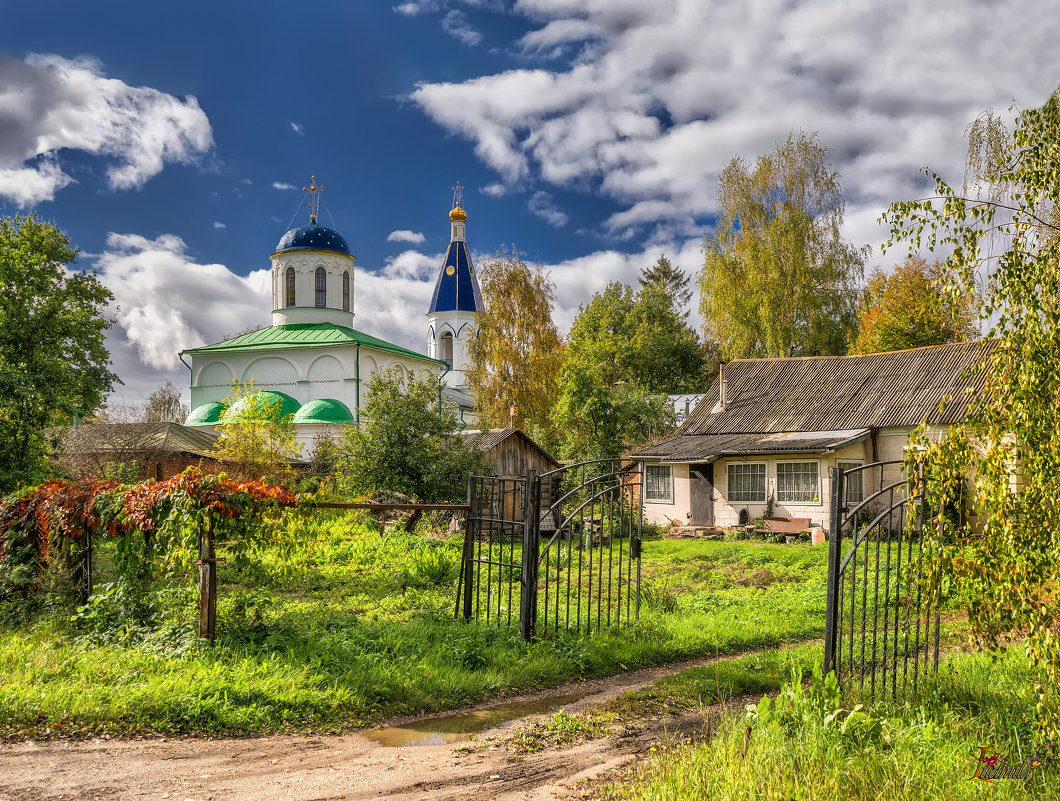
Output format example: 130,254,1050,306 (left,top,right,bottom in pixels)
883,91,1060,738
466,247,564,434
336,368,484,502
552,282,693,459
699,132,866,359
0,215,117,490
851,256,979,354
639,254,693,315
